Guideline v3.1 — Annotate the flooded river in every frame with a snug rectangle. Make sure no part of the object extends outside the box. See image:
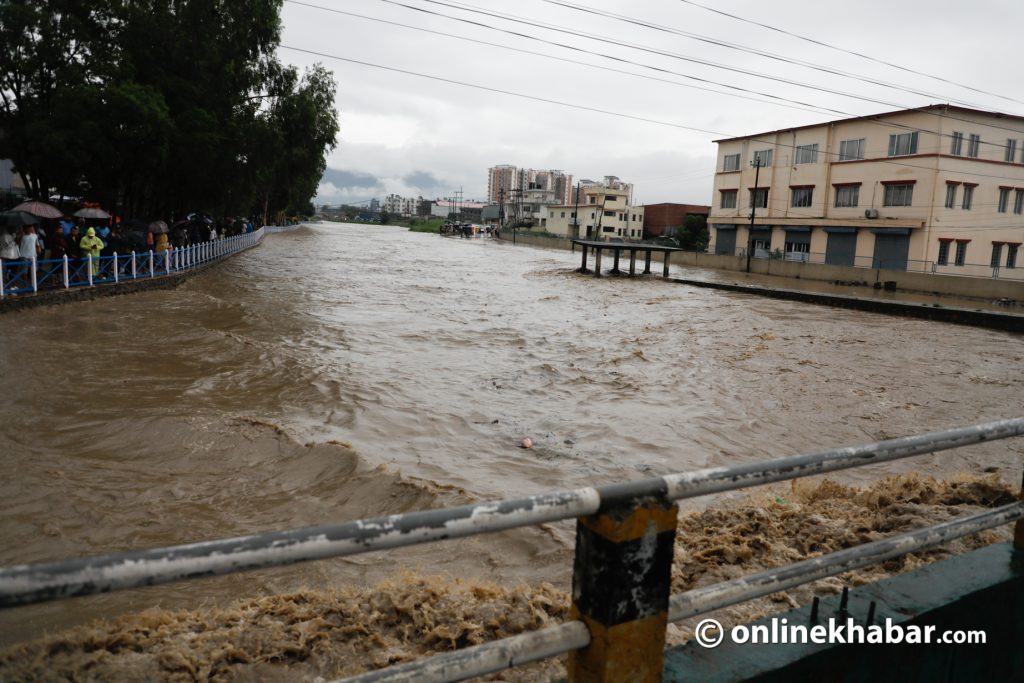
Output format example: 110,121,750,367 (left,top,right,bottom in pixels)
0,222,1021,648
